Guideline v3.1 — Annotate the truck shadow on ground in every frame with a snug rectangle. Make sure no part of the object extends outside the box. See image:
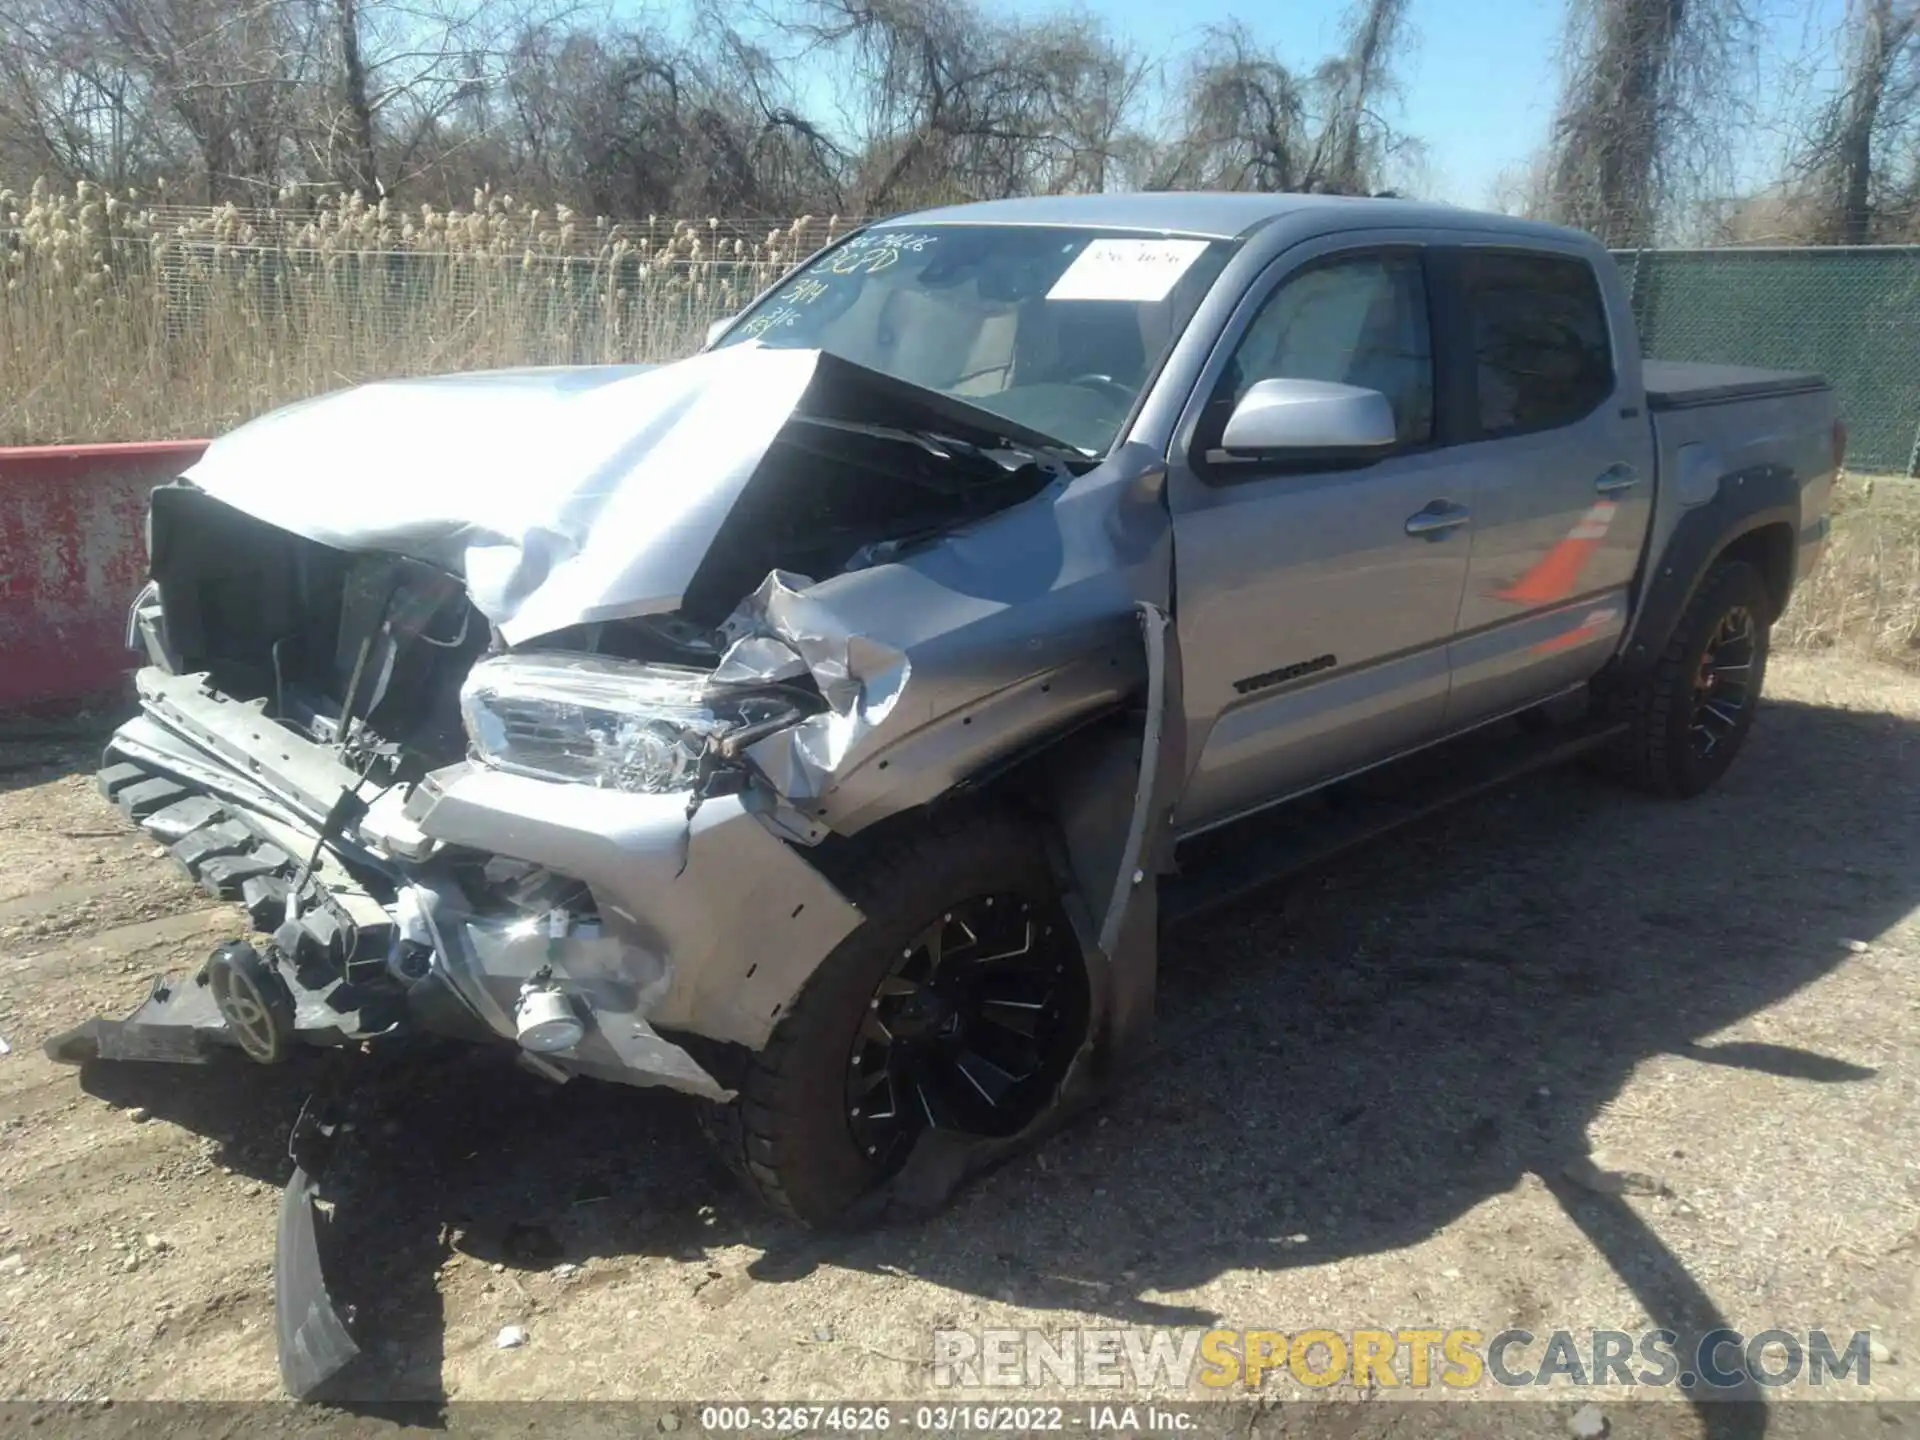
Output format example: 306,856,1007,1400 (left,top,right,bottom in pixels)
0,709,124,795
73,692,1917,1433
